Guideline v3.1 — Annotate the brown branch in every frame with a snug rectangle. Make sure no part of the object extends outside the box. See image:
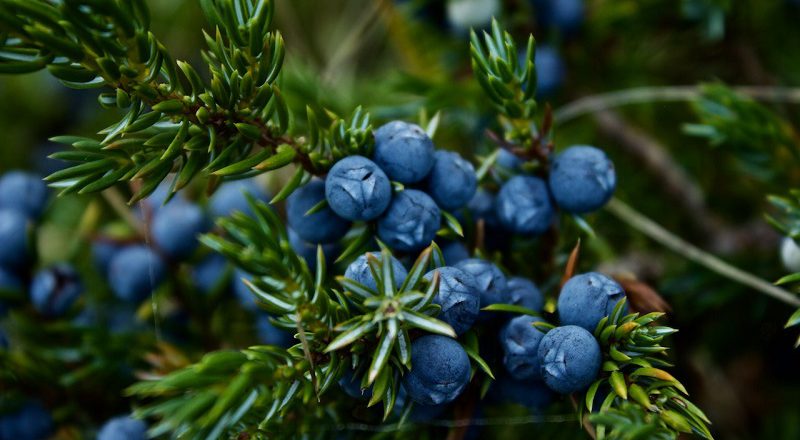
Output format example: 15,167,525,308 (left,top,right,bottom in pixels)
485,122,550,166
593,110,778,255
570,394,597,440
594,110,709,230
446,381,480,440
606,198,800,308
101,187,147,237
553,86,800,125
